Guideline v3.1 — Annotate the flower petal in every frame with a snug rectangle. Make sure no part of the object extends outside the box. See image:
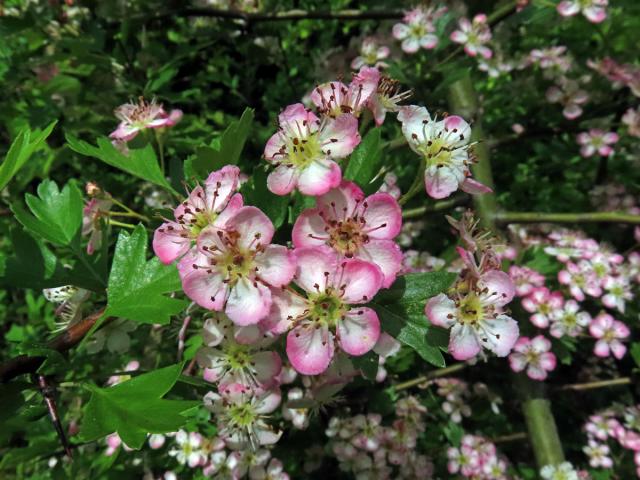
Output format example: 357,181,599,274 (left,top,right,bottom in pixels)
337,307,381,356
297,159,342,196
225,278,272,326
286,324,334,375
